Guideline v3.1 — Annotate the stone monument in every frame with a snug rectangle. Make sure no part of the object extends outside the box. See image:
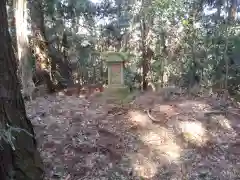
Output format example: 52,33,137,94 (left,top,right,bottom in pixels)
102,52,126,87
